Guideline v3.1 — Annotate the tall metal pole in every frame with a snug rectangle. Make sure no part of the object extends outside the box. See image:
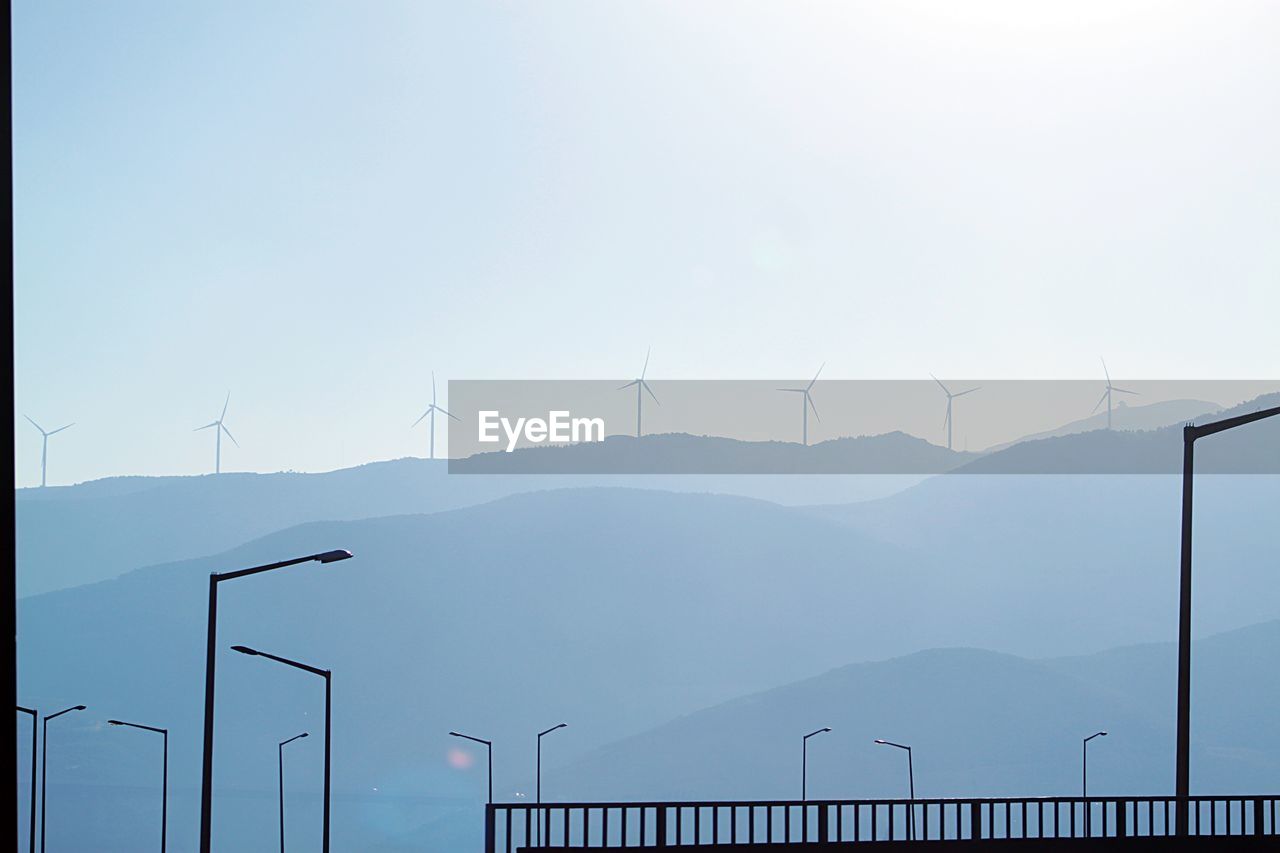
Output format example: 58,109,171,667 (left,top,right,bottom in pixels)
1172,405,1280,836
323,672,332,853
199,574,219,852
1175,426,1194,836
906,748,915,842
41,705,85,853
279,742,285,853
17,706,38,853
161,730,168,853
